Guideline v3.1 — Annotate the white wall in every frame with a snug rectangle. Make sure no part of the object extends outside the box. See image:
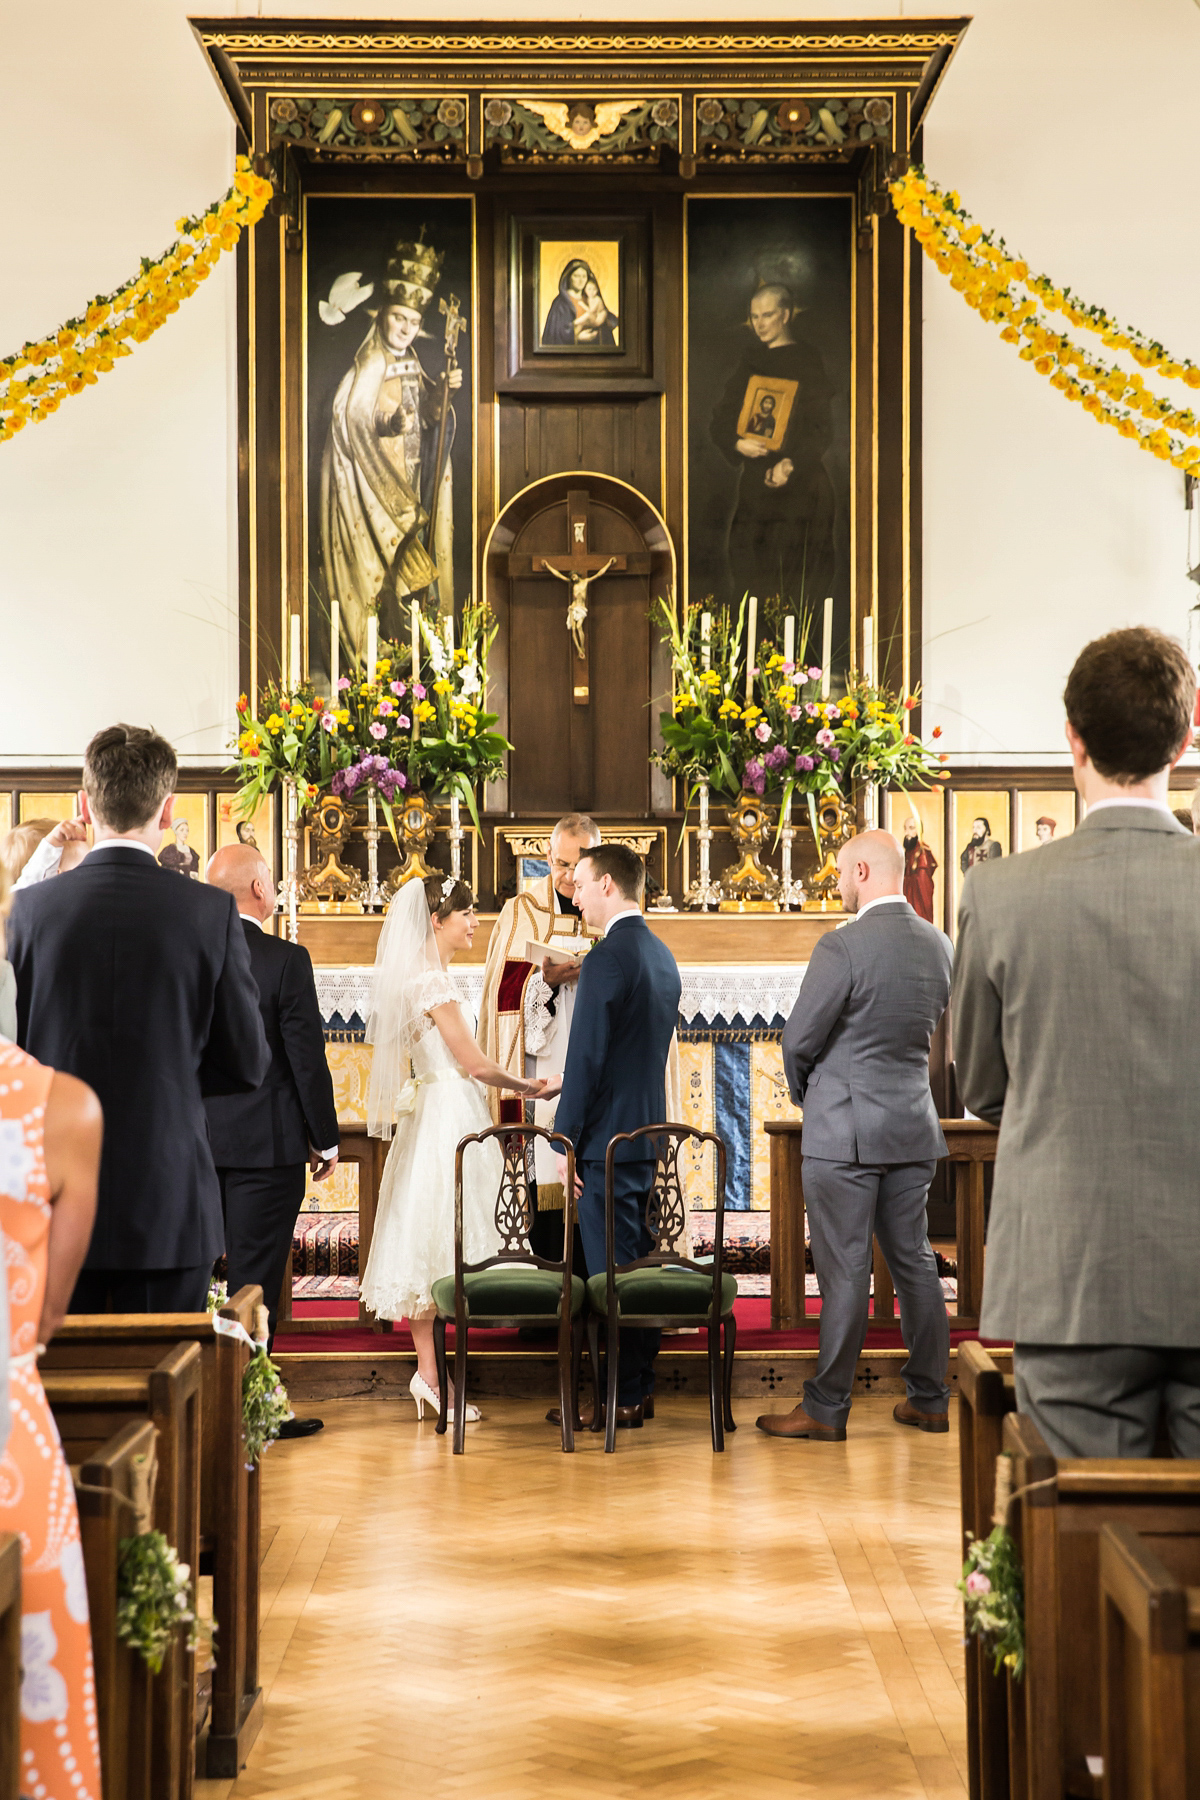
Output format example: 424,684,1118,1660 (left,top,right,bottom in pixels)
4,0,1199,764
